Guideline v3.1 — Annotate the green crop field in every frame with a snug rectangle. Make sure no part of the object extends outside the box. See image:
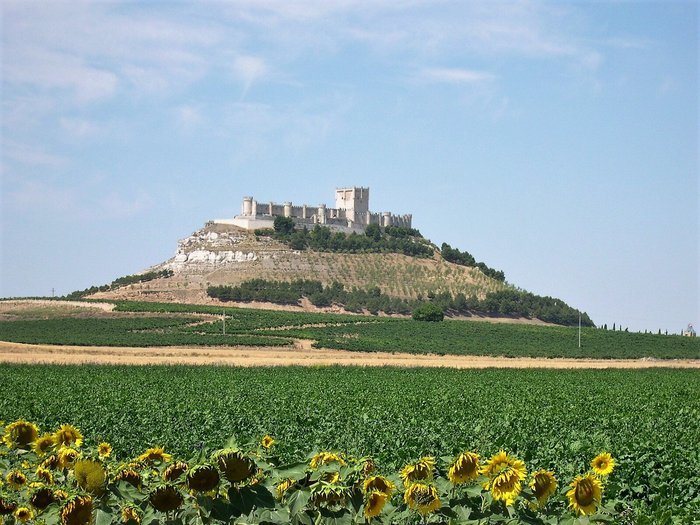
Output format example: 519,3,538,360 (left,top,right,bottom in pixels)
1,365,698,522
1,300,698,360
